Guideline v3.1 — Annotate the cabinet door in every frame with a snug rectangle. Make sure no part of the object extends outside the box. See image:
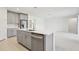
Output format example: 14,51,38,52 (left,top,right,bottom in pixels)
19,31,28,46
22,32,31,49
22,31,27,46
17,30,23,43
26,32,31,49
17,30,31,49
20,14,28,20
